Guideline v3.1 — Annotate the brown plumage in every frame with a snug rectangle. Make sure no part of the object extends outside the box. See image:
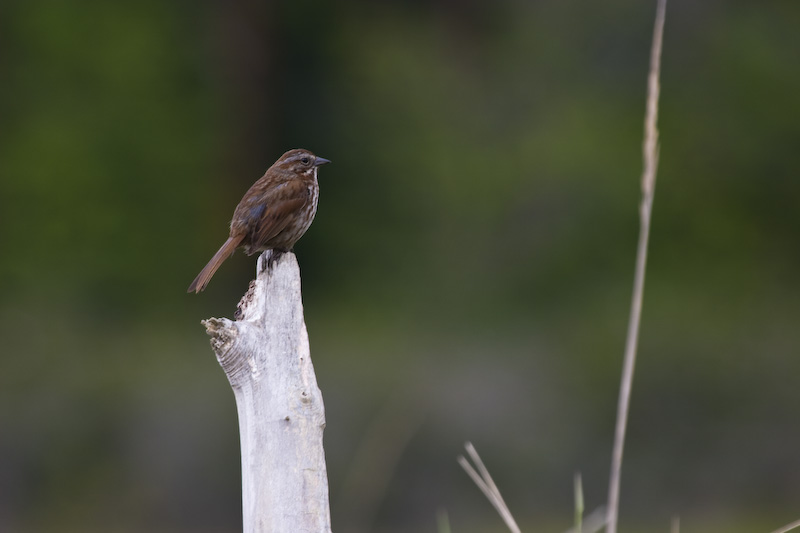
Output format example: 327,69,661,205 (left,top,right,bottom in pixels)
188,148,329,293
